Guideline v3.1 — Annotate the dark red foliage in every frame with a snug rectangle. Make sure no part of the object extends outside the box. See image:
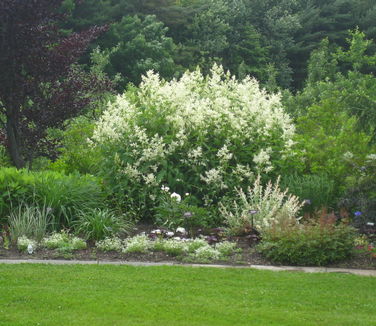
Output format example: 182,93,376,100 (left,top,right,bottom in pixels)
0,0,112,167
